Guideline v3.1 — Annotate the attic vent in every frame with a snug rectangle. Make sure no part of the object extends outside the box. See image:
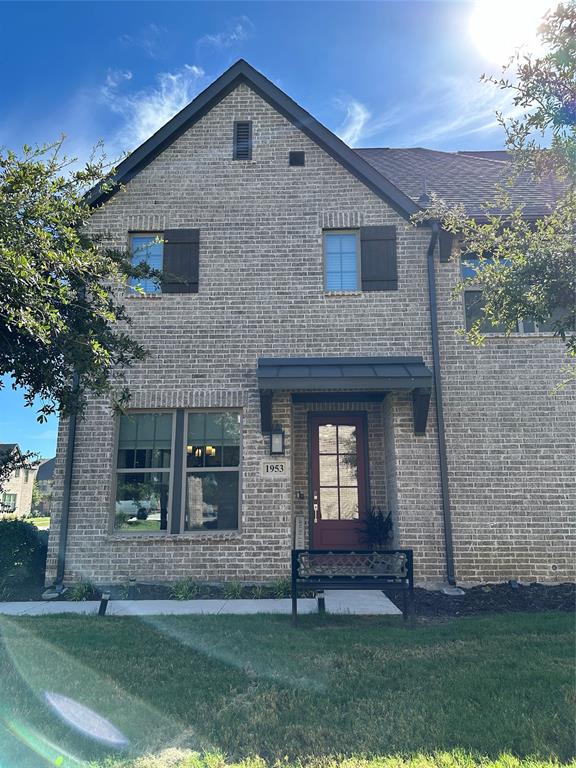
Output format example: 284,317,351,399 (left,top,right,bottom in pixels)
289,151,305,166
233,121,252,160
